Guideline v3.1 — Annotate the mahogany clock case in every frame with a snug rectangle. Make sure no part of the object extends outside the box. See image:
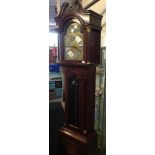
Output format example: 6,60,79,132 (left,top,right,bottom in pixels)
55,1,102,65
54,1,103,155
62,65,96,133
58,65,98,155
59,127,97,155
